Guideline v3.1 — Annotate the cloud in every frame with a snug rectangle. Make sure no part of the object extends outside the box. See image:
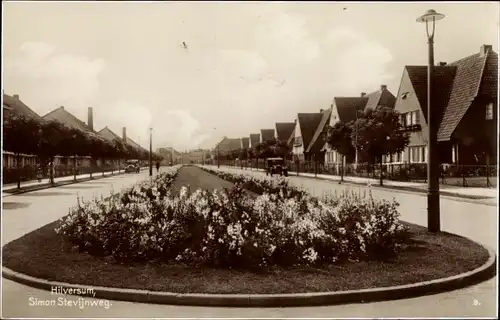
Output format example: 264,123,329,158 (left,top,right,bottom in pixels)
151,109,210,151
6,42,105,114
321,27,394,94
